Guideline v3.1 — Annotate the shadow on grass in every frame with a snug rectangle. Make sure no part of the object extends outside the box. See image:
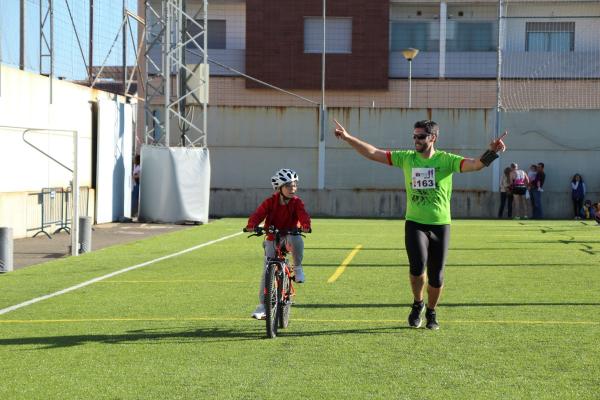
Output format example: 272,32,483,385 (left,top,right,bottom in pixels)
306,247,404,251
507,240,600,245
296,302,600,309
14,252,67,258
0,326,265,349
305,262,593,268
283,325,414,337
307,247,556,251
304,263,408,268
295,303,404,309
0,323,419,349
443,302,600,307
448,263,594,267
5,302,598,349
